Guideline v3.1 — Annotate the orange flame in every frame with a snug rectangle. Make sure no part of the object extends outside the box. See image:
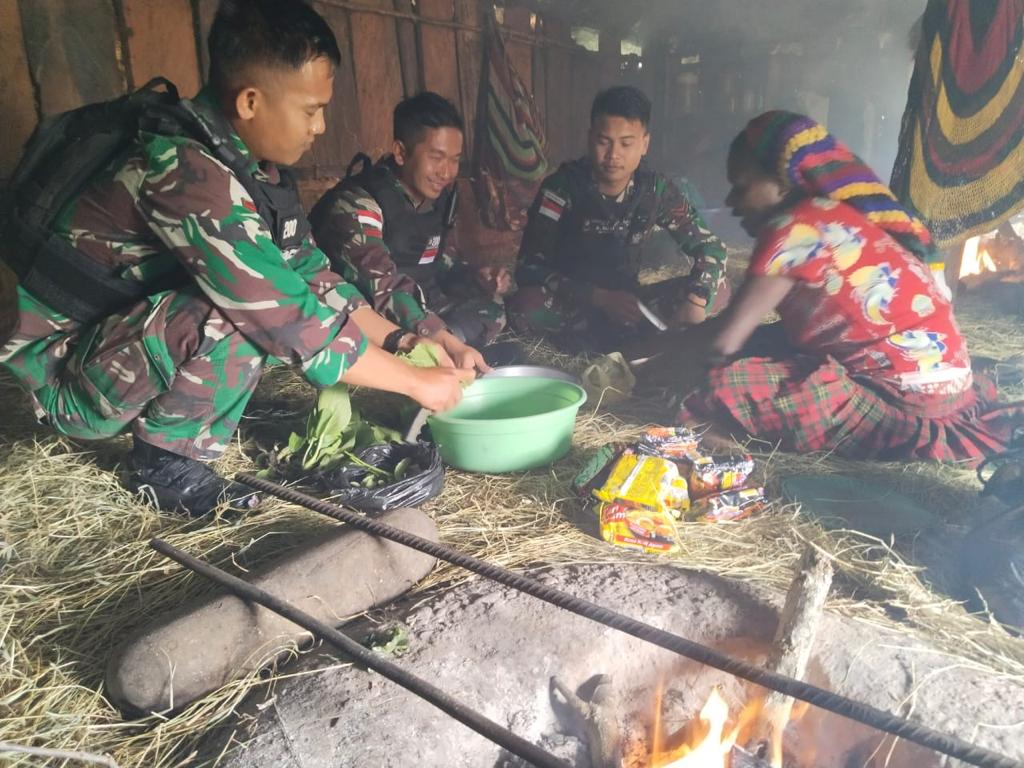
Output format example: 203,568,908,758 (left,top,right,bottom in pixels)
960,235,998,278
648,687,785,768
